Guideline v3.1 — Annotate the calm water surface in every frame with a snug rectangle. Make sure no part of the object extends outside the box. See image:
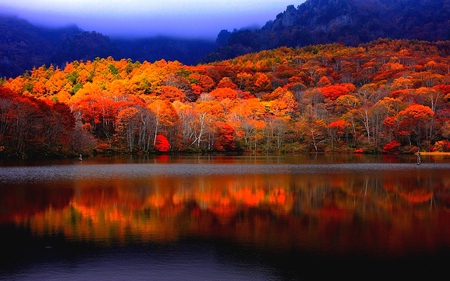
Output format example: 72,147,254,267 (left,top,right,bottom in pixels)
1,154,450,280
